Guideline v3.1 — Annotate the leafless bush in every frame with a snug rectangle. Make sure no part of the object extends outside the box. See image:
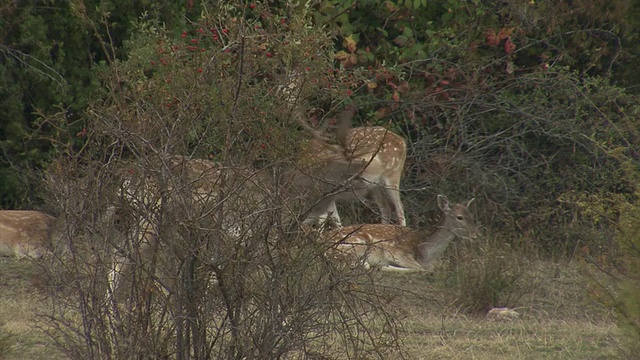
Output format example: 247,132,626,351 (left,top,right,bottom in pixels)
41,145,405,359
36,15,405,357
